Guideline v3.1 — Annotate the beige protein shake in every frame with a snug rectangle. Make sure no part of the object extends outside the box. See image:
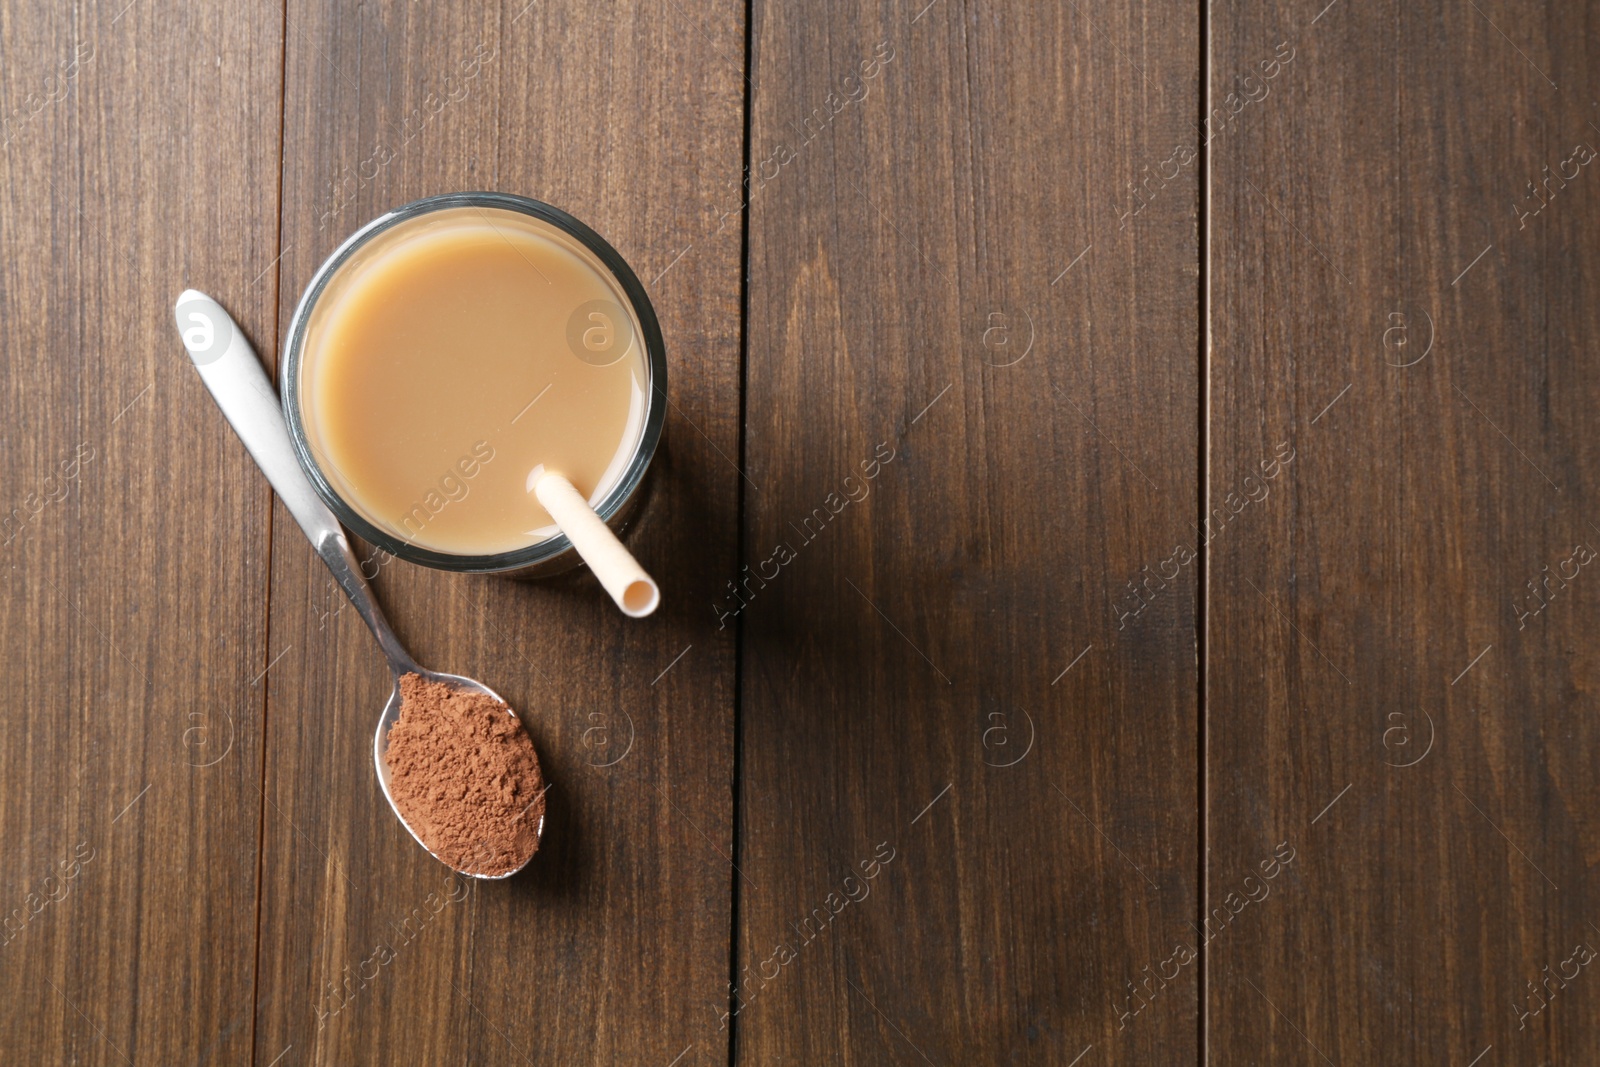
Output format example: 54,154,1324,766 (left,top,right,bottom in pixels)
297,205,648,556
